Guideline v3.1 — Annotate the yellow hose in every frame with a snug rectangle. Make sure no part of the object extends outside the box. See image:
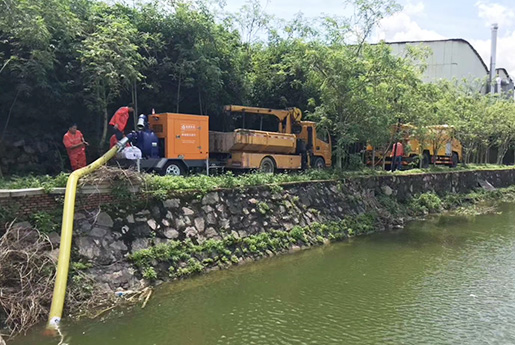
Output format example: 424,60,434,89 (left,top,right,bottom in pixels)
47,138,128,329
